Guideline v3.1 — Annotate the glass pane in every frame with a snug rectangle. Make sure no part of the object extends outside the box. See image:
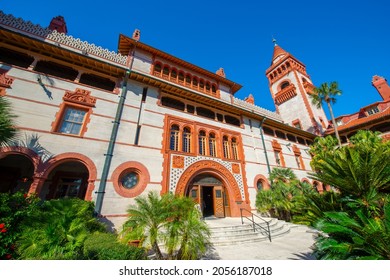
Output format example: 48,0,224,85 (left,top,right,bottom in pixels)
121,172,139,189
